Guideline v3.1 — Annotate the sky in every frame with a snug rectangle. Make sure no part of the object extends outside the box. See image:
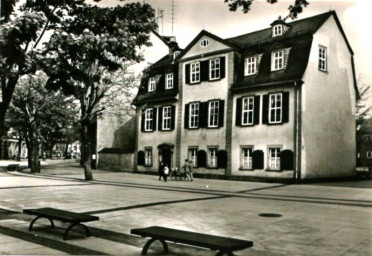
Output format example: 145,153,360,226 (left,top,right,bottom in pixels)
90,0,371,84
